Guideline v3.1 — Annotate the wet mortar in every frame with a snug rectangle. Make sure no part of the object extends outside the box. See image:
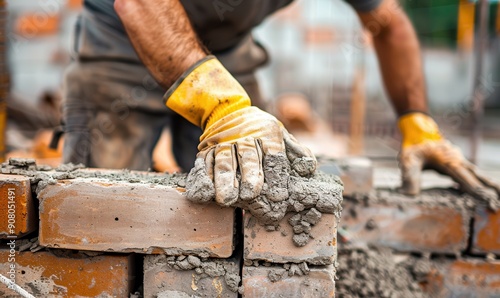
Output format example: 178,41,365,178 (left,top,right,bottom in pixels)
243,259,312,282
145,254,241,293
336,247,428,298
186,153,344,247
0,158,186,194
